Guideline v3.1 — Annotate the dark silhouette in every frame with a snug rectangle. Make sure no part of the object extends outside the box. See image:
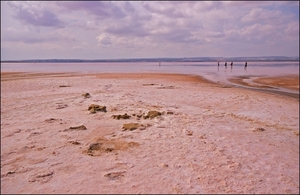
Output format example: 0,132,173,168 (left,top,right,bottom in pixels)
245,61,247,68
225,62,227,67
231,62,233,66
218,61,220,66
